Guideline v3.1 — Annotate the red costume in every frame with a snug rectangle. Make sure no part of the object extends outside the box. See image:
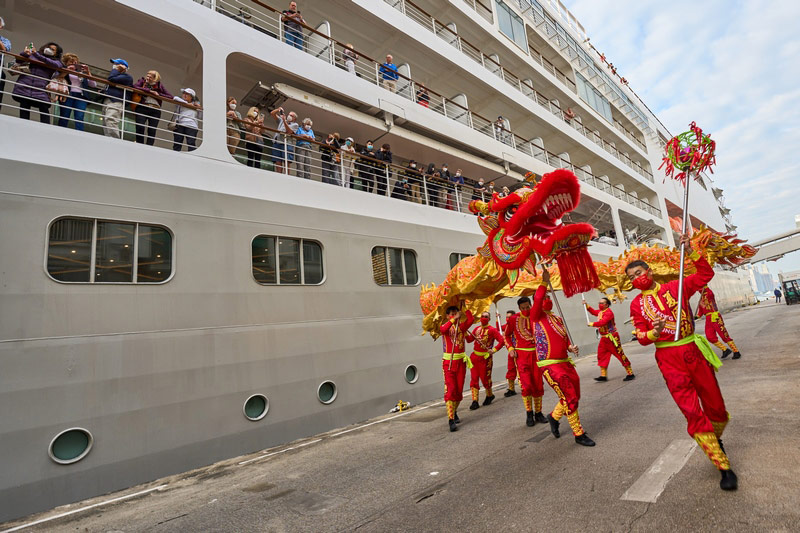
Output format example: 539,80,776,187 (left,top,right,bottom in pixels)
469,323,506,404
440,311,475,422
503,318,518,392
630,251,731,471
530,285,587,438
505,311,546,416
586,304,634,378
696,286,739,355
